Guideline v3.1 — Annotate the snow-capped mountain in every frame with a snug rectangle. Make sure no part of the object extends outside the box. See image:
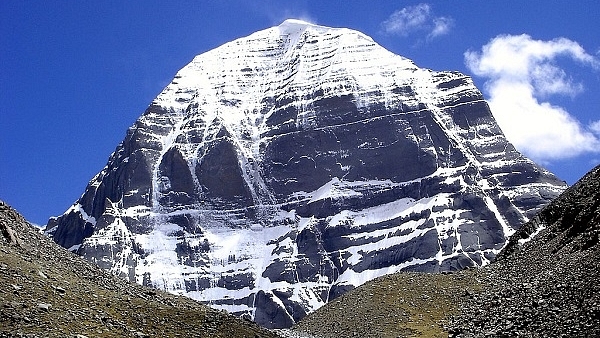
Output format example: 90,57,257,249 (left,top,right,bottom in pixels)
46,19,566,328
